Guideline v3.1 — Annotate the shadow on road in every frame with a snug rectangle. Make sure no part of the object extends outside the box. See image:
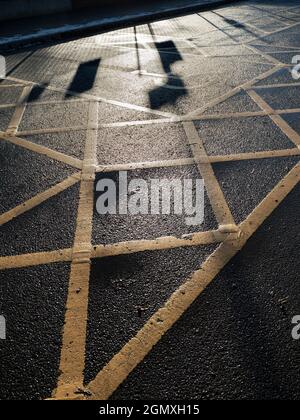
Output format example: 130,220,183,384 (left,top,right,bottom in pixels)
65,58,101,98
27,83,49,103
148,40,187,110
